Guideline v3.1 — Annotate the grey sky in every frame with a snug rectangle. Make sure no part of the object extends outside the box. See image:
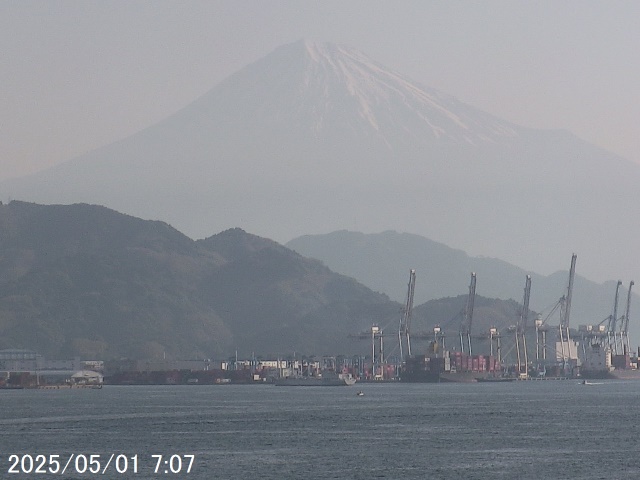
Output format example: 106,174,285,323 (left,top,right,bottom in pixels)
1,1,639,182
